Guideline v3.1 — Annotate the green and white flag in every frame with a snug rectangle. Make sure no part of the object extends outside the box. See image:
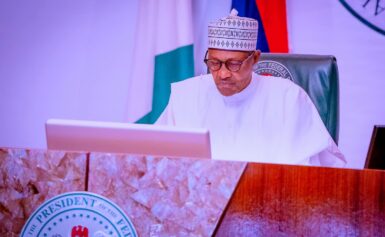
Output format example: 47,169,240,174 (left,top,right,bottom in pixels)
127,0,194,123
